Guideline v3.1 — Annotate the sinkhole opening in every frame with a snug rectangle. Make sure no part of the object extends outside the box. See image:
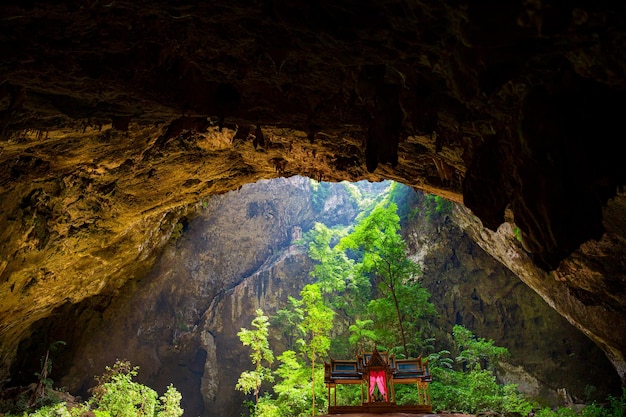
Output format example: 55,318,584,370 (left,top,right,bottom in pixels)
6,176,621,417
